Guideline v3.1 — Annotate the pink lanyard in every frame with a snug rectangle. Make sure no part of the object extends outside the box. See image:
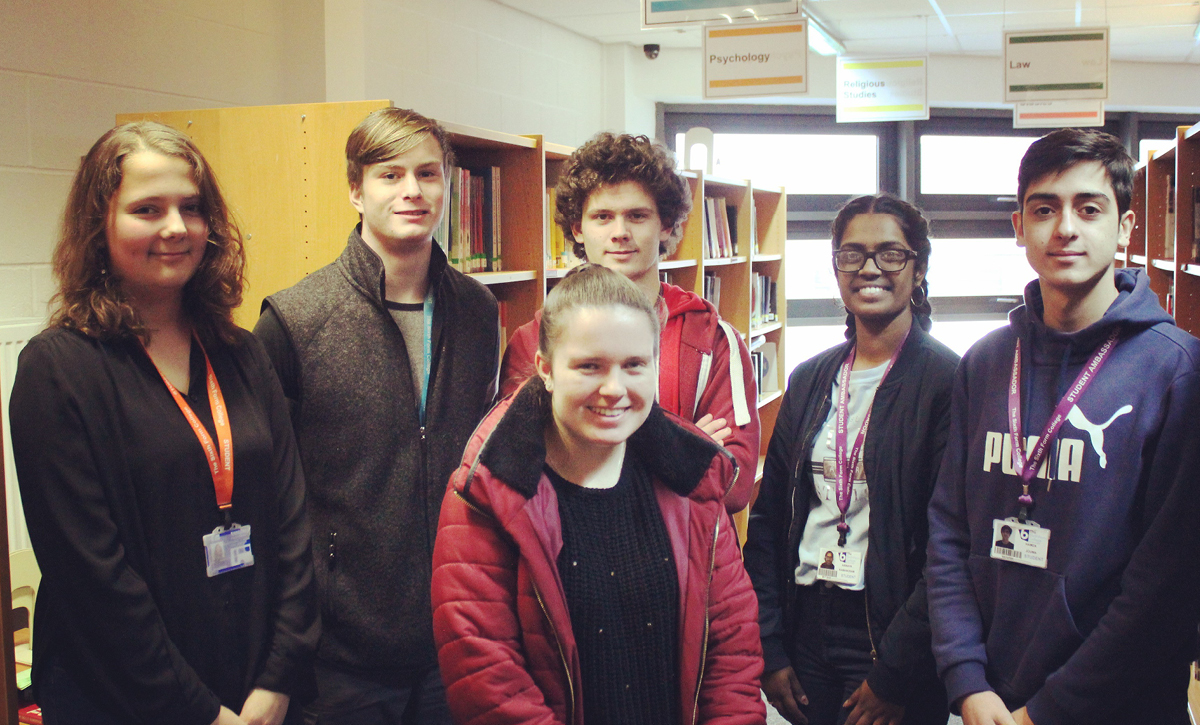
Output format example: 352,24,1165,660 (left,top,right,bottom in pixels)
1007,330,1118,518
833,329,909,547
